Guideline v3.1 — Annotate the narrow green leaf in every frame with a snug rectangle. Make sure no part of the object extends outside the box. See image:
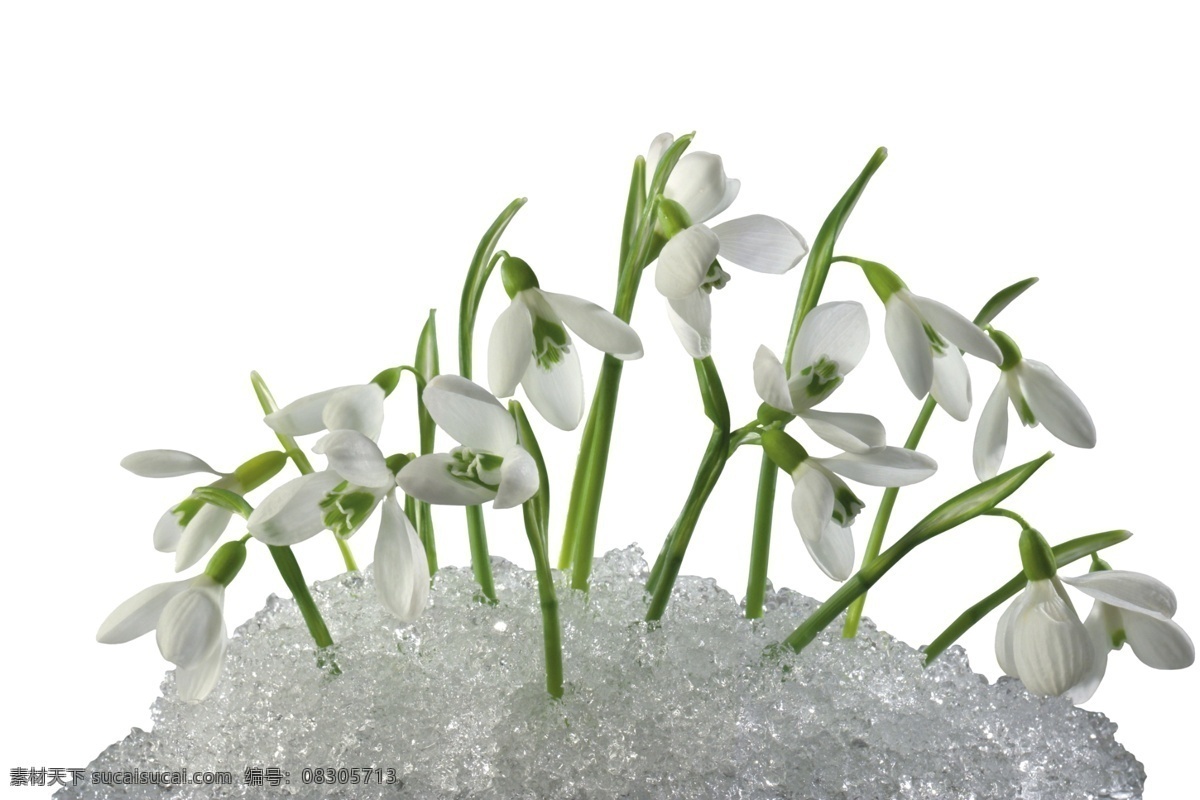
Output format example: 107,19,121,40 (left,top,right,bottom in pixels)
695,356,730,431
907,452,1052,544
974,277,1039,327
619,157,647,268
192,486,255,519
458,198,527,379
923,529,1132,665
